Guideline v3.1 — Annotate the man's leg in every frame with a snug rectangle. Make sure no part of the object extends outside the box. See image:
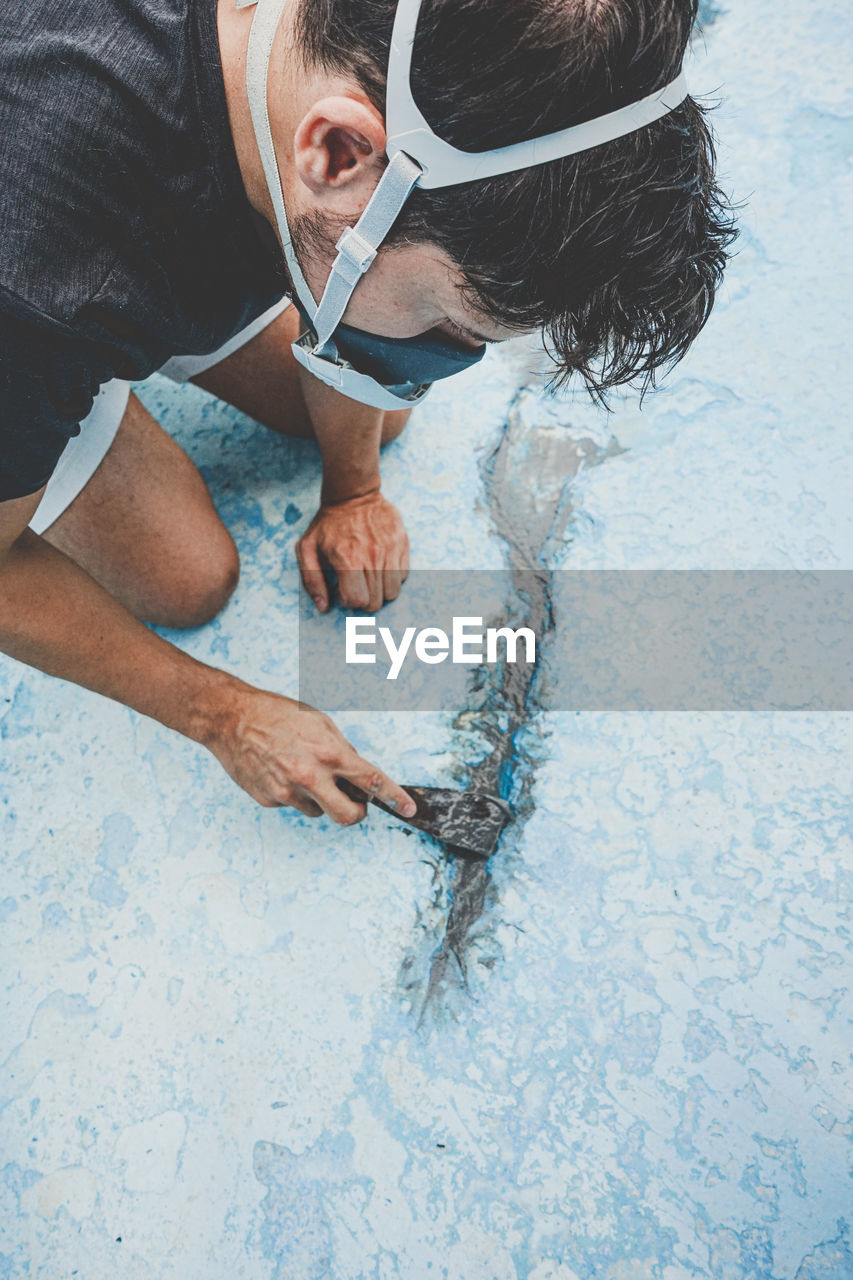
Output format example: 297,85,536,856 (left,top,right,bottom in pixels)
41,392,240,629
188,303,412,445
39,303,408,629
